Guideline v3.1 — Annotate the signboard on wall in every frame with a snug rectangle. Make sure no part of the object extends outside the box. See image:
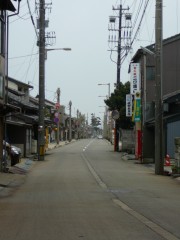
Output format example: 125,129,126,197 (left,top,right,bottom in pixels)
126,94,132,117
134,99,141,122
130,63,140,94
